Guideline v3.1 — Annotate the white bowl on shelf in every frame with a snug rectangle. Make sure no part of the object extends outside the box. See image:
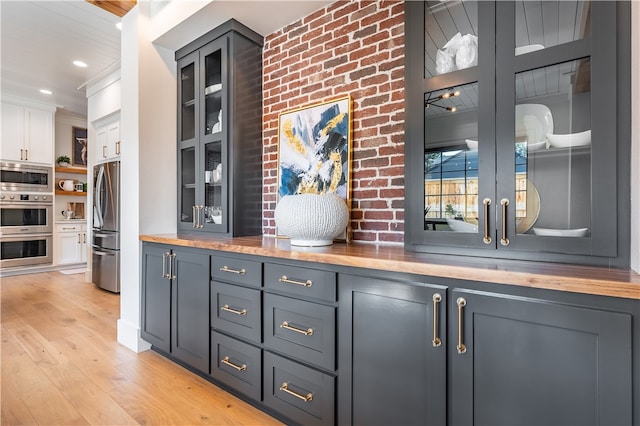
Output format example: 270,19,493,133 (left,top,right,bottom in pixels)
516,104,554,144
545,130,591,148
526,140,548,151
532,227,588,237
515,44,545,55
